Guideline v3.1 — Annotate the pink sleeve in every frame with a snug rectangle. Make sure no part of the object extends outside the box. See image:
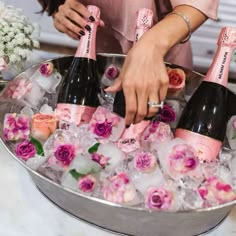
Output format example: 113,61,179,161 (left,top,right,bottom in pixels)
170,0,219,20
